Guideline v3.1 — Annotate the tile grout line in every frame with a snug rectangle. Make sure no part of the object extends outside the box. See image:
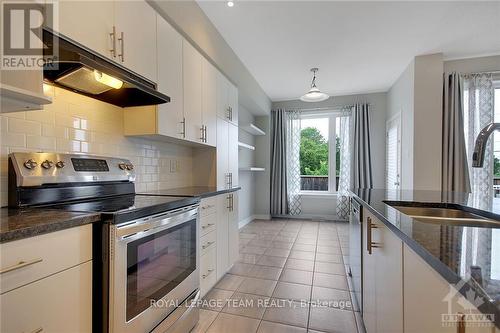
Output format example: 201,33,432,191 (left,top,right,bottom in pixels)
305,221,320,331
255,220,290,333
